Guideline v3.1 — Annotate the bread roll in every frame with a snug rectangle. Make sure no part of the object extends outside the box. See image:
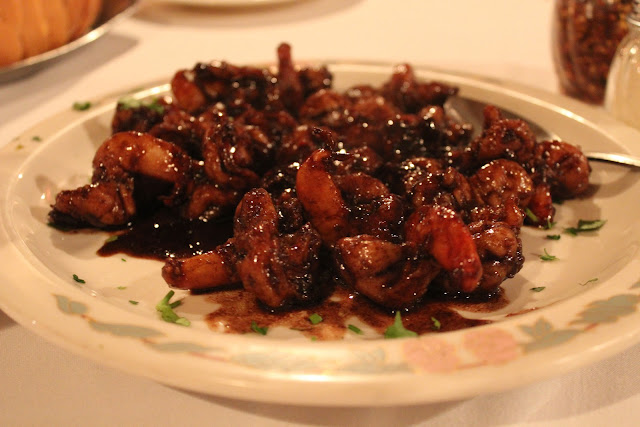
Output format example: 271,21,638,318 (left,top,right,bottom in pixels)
67,0,102,40
43,0,71,51
0,0,24,66
0,22,24,66
0,0,104,68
